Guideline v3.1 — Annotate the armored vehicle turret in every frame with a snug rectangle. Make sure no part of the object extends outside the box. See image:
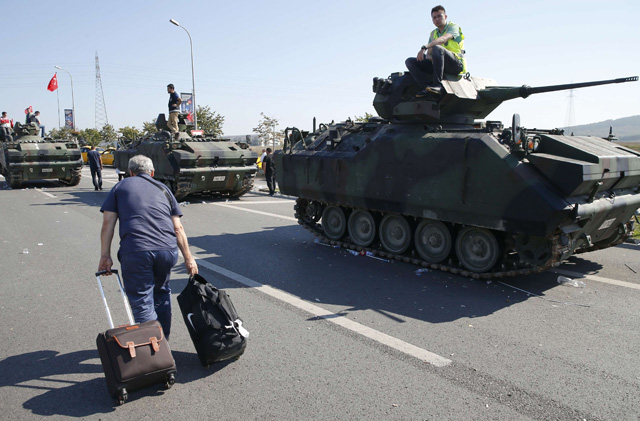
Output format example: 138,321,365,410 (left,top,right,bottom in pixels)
275,73,640,278
114,113,257,200
0,122,82,189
